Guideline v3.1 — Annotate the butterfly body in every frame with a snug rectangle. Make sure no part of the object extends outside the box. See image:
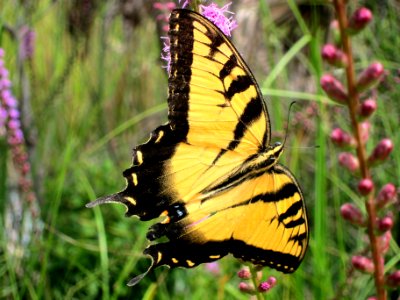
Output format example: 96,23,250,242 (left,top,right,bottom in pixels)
88,9,308,285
